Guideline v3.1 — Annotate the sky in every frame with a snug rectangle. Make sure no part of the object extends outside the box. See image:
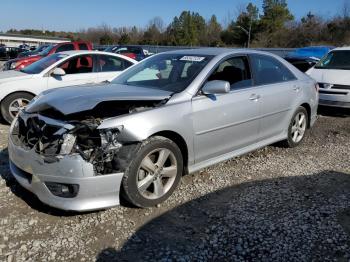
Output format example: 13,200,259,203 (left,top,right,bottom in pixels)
0,0,346,32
